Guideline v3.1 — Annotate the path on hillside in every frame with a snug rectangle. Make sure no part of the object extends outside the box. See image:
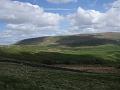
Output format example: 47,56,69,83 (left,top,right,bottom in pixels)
0,57,120,76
